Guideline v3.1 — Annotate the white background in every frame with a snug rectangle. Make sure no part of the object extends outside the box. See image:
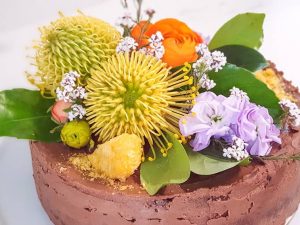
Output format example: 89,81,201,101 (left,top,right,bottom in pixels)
0,0,299,224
